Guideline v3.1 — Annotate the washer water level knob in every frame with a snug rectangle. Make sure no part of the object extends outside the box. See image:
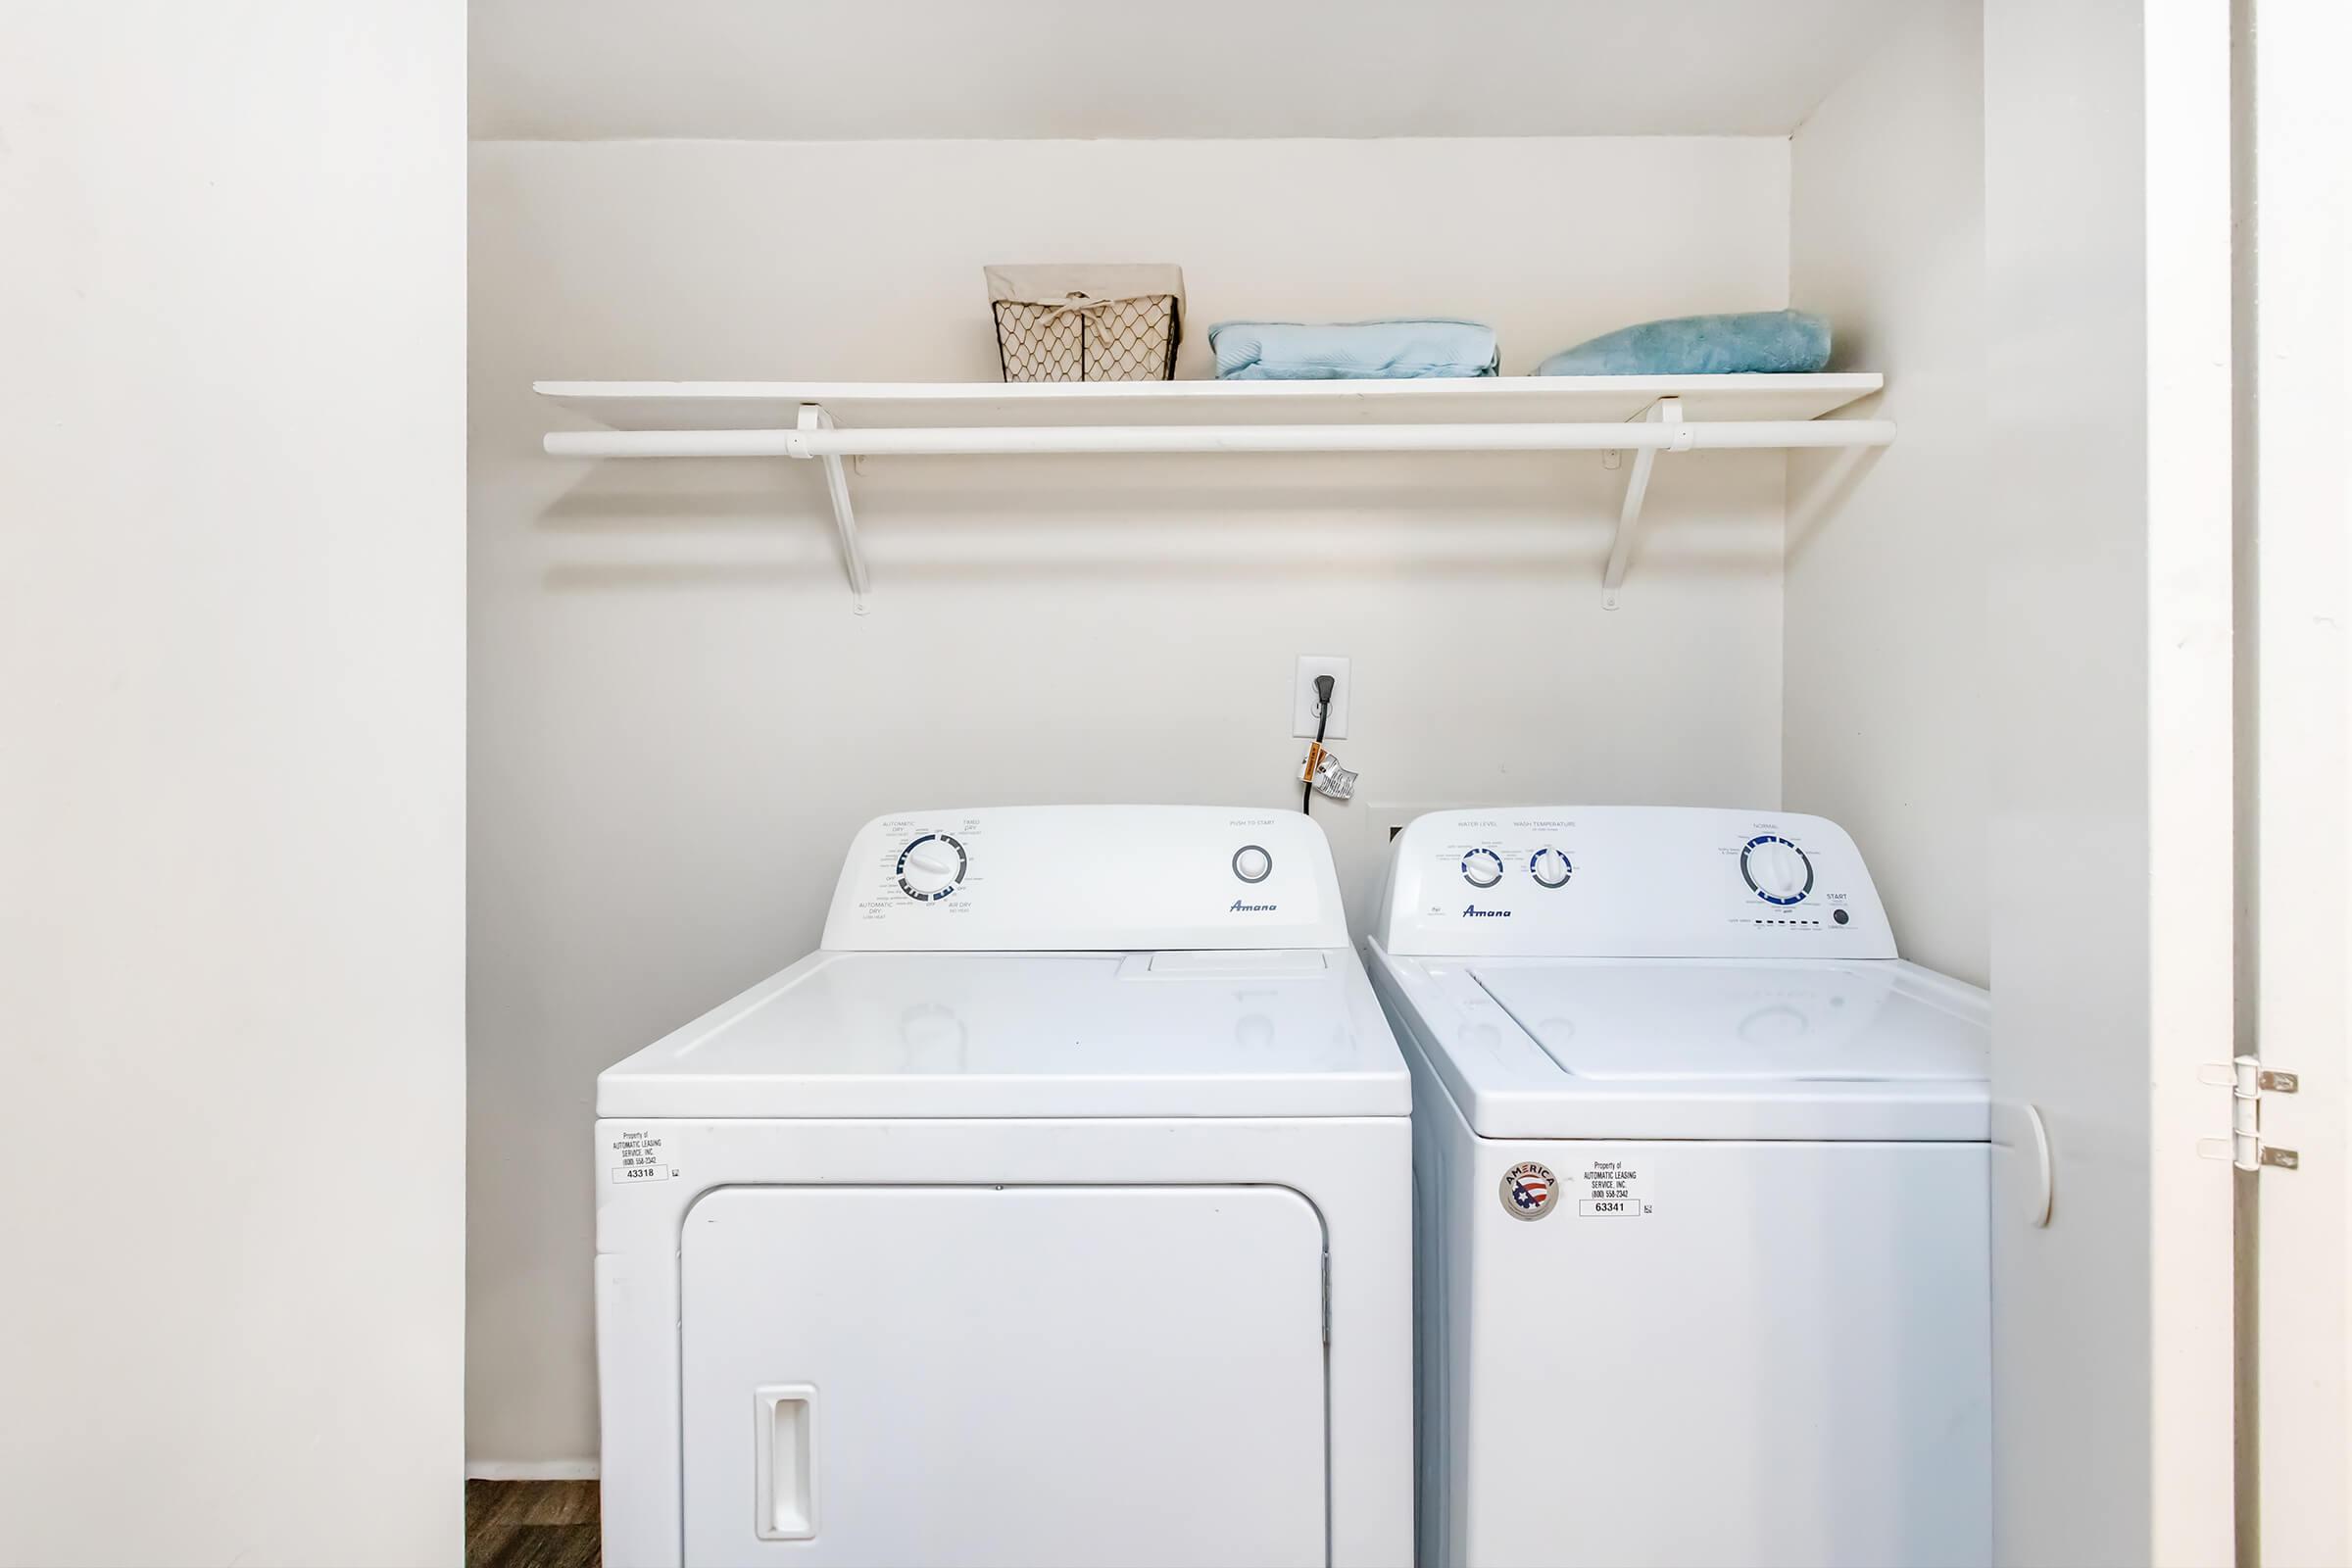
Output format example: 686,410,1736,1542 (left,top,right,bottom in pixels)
1530,847,1573,889
897,833,967,901
1741,835,1813,905
1461,849,1504,889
